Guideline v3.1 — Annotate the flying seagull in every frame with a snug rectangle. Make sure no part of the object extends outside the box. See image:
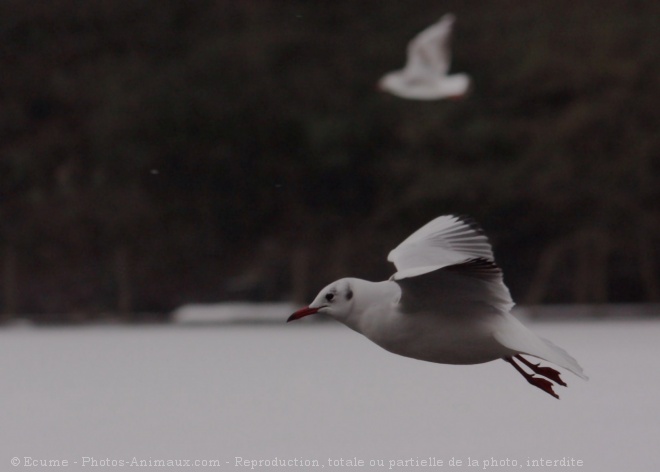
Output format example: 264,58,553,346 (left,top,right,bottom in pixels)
288,215,587,399
378,13,471,100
